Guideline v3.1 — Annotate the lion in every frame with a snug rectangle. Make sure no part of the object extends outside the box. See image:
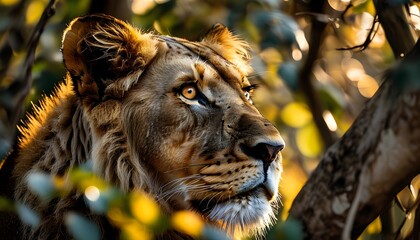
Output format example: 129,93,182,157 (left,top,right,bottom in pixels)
0,14,284,239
